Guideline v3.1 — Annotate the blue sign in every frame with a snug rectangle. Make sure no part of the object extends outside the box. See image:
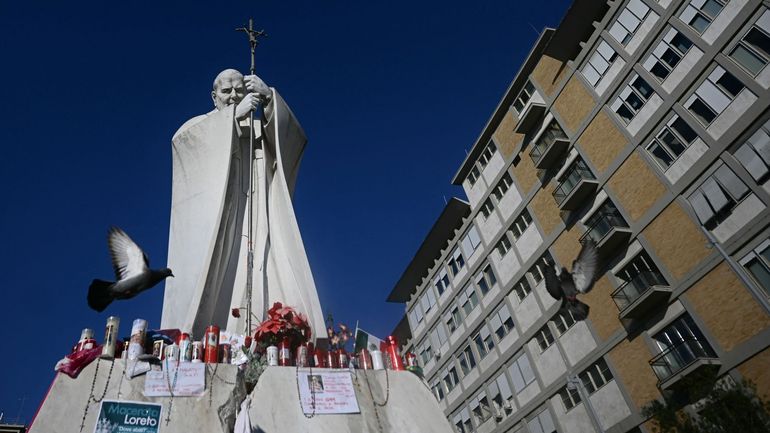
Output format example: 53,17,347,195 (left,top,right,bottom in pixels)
94,400,163,433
